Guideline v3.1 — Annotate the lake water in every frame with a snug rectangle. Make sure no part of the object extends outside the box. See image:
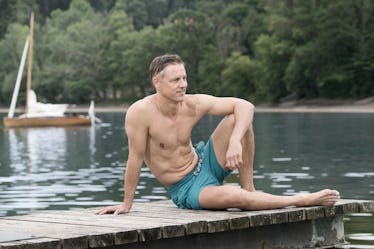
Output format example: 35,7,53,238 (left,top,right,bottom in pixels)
0,112,373,247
